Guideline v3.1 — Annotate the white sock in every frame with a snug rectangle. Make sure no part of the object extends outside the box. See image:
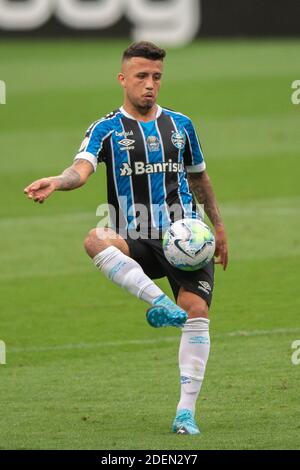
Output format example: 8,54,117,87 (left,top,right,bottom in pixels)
177,317,210,414
93,246,164,305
